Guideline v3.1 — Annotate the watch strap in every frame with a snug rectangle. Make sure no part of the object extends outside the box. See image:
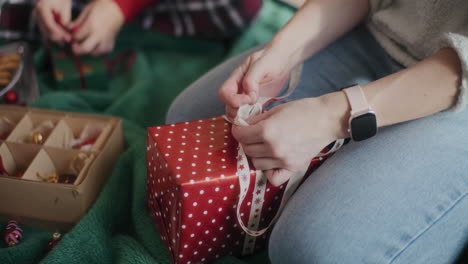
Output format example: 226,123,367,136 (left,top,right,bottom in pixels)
343,85,370,115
